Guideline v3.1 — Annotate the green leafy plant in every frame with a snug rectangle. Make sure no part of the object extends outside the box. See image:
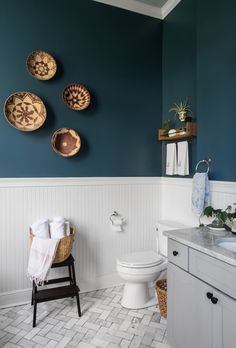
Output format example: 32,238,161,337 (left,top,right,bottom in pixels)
161,119,173,133
203,205,234,228
169,99,192,122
